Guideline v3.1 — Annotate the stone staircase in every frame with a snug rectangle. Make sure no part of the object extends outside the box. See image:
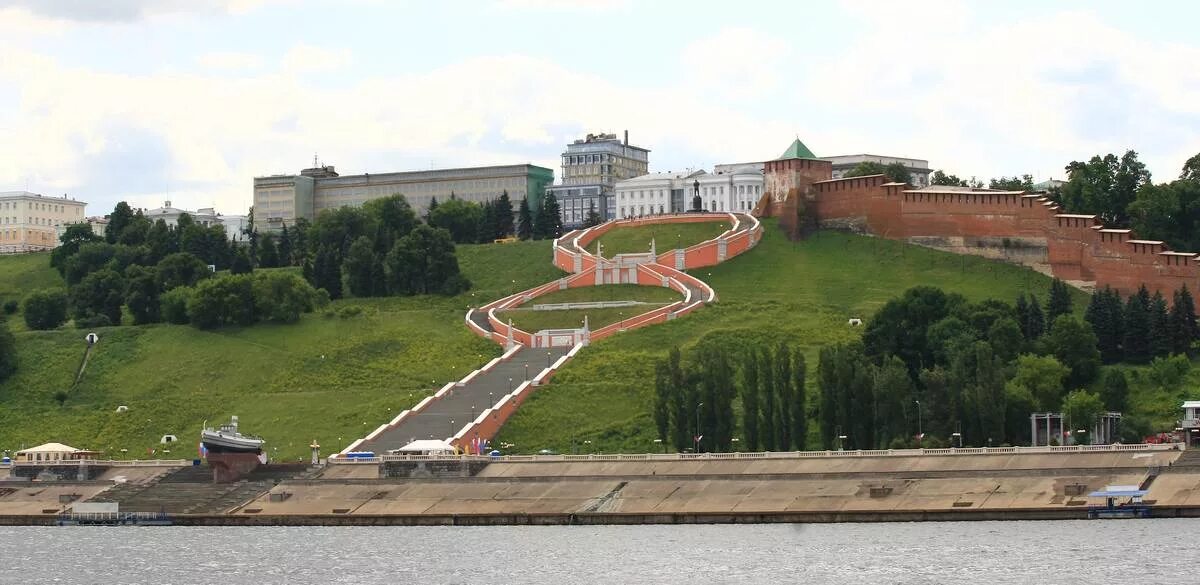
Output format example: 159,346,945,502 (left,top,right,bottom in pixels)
1162,448,1200,473
90,464,319,514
